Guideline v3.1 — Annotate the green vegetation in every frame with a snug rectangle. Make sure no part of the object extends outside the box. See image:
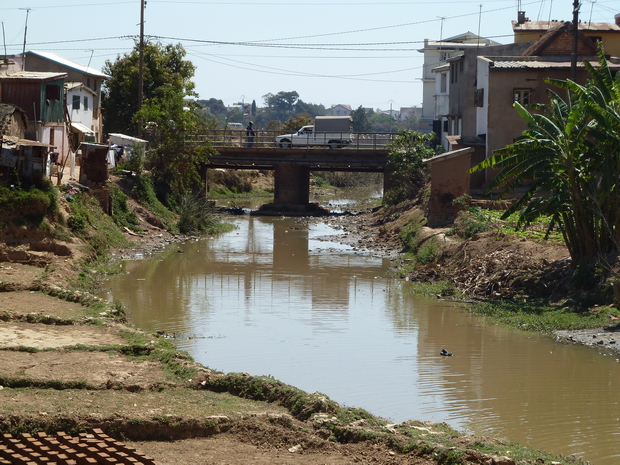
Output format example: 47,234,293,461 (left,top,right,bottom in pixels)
109,183,142,233
469,299,619,333
0,181,60,226
67,190,131,259
385,130,437,206
472,45,620,267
